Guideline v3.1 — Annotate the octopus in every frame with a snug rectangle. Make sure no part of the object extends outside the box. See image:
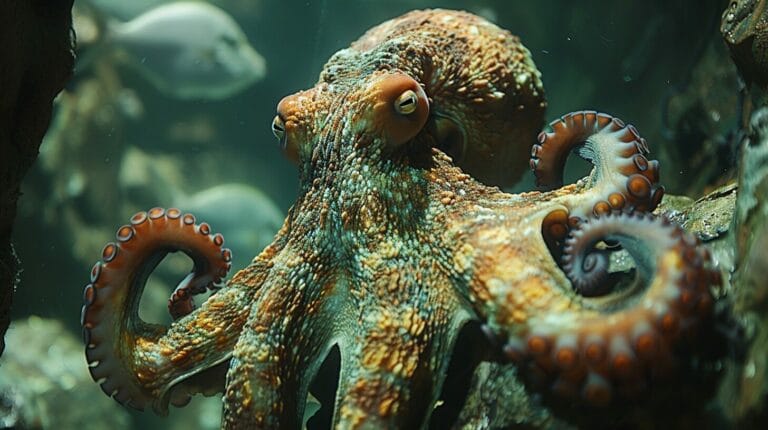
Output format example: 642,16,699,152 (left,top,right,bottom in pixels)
81,9,725,429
